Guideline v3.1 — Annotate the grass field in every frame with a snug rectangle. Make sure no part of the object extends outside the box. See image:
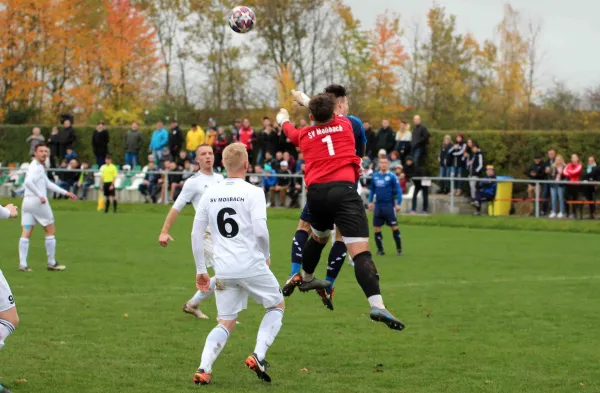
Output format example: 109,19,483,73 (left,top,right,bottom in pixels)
0,199,599,393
